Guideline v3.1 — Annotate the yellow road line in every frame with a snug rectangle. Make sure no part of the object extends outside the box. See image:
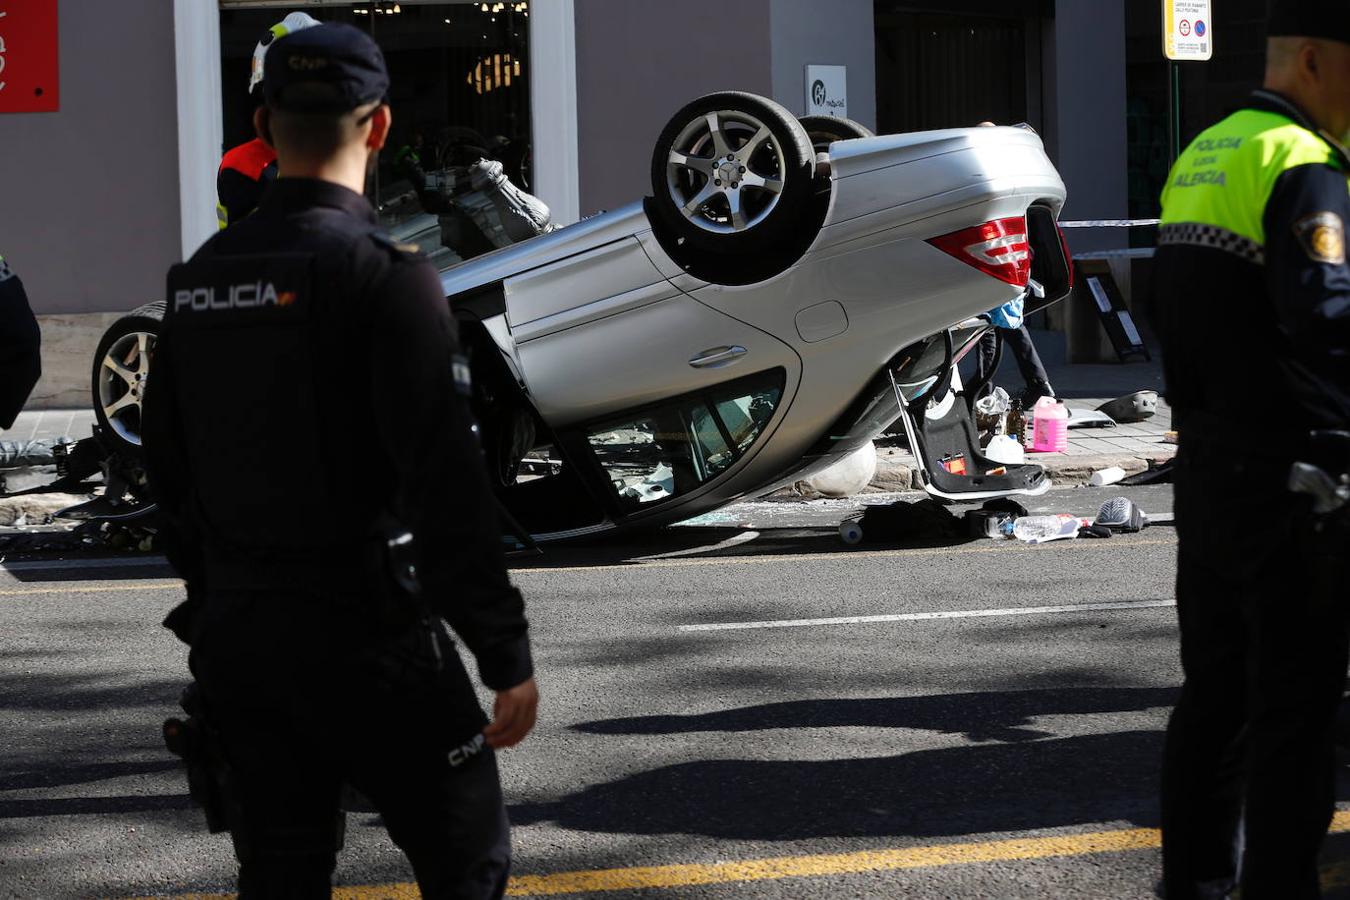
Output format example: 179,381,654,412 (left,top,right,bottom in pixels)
512,536,1178,575
505,829,1164,895
0,581,182,597
129,810,1350,898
